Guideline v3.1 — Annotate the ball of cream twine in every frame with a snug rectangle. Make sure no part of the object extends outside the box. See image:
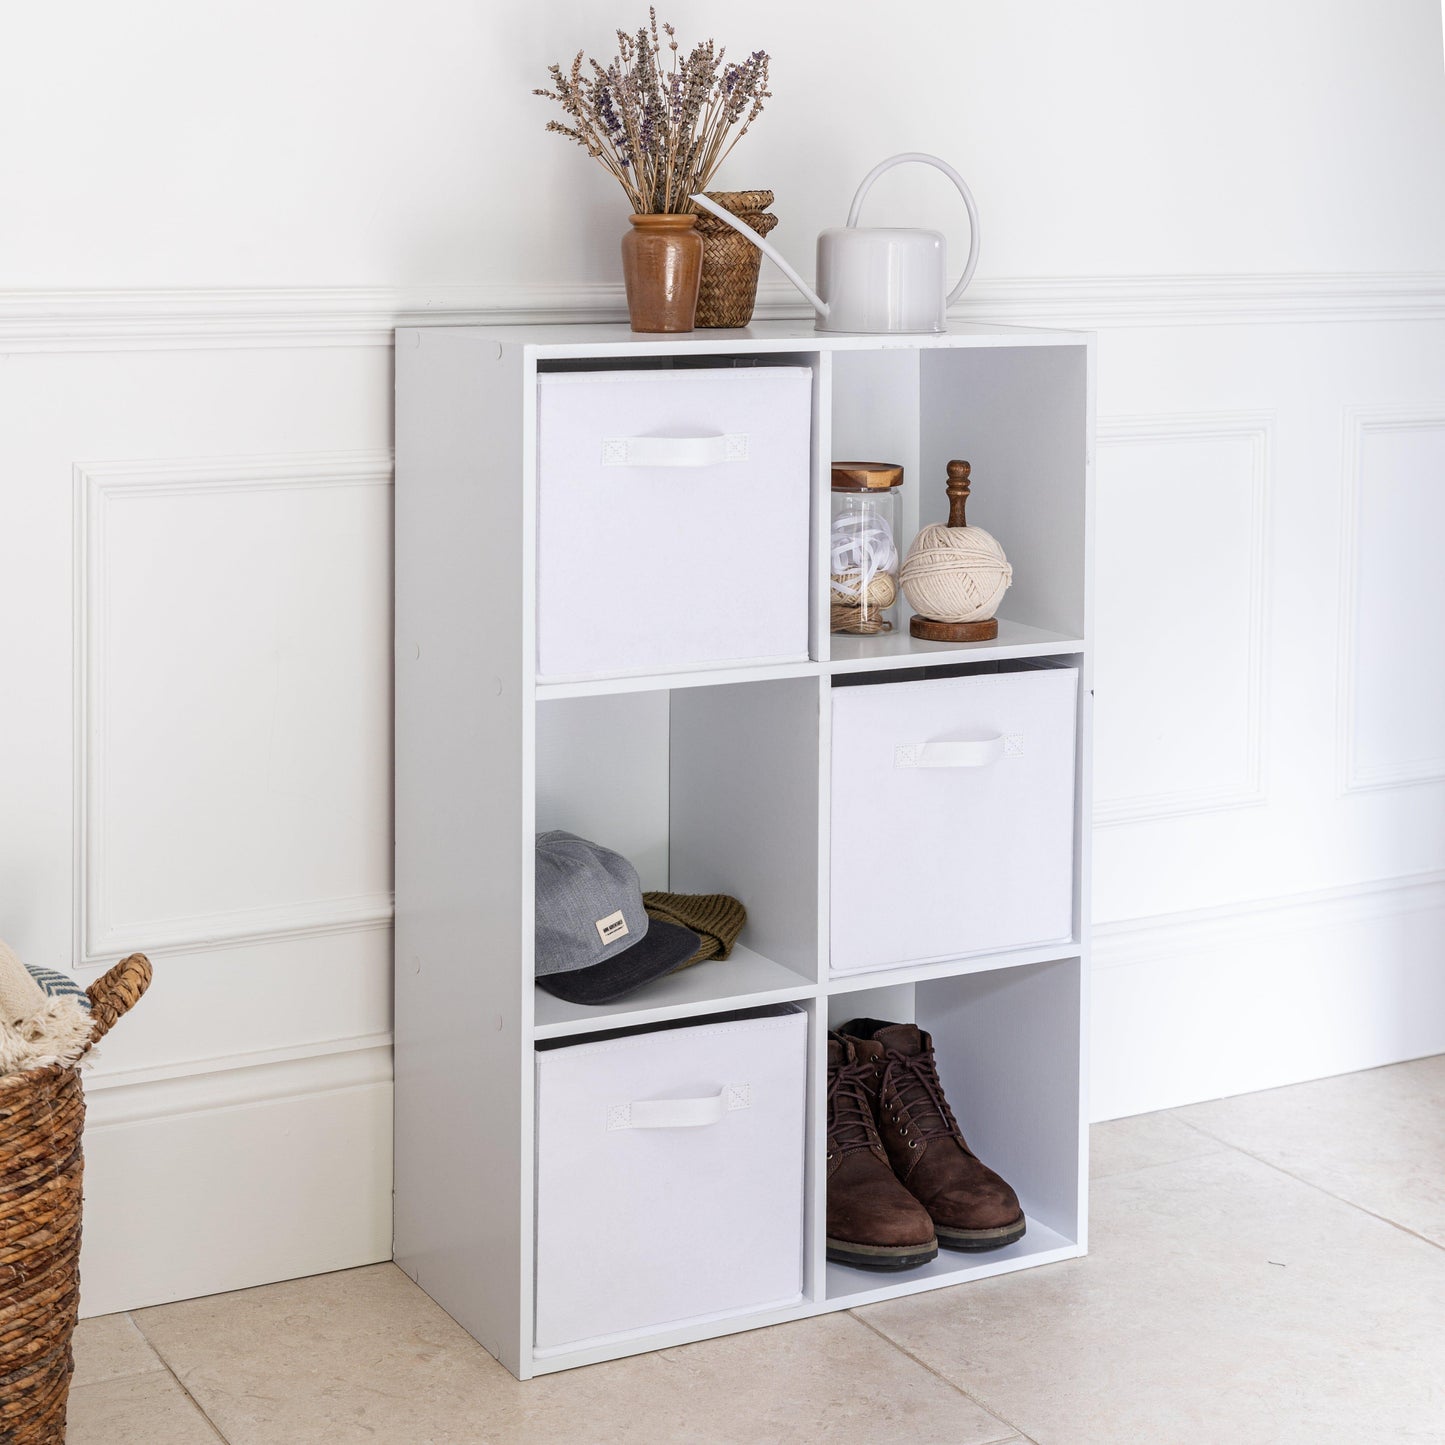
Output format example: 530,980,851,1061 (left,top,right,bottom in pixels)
900,524,1012,624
